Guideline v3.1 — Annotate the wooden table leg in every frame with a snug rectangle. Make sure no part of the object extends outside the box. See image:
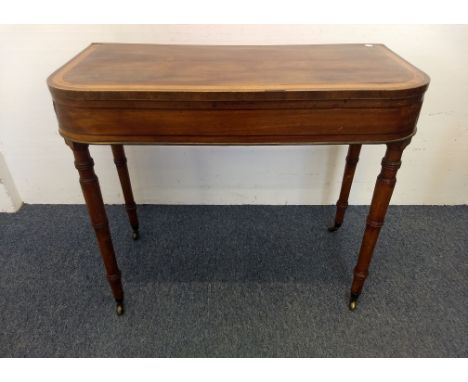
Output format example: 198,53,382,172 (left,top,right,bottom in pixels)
111,145,140,240
68,141,125,315
329,144,361,232
349,138,411,310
